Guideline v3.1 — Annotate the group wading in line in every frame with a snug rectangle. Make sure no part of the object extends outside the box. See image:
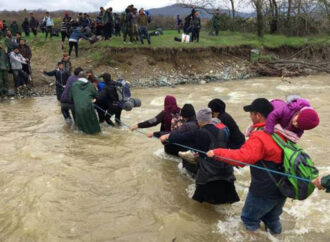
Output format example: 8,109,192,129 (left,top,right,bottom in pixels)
40,59,329,234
